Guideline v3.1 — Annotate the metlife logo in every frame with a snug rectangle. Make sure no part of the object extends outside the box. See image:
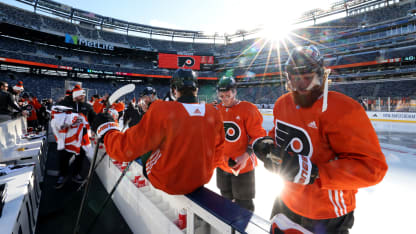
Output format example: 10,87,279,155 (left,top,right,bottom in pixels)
65,34,114,51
